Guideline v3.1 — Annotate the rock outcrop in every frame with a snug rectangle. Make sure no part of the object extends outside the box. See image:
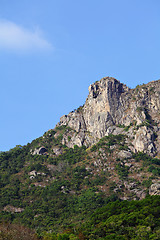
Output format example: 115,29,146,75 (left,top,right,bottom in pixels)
149,183,160,195
3,205,24,213
32,147,47,155
56,77,160,156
